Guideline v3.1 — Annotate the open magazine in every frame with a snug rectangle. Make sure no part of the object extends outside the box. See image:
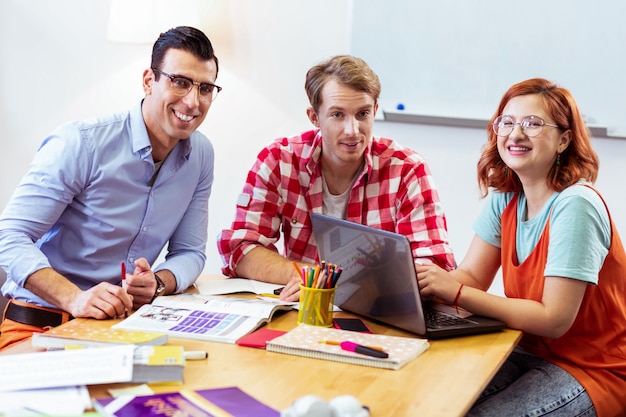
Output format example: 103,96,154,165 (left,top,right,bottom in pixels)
112,294,293,344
